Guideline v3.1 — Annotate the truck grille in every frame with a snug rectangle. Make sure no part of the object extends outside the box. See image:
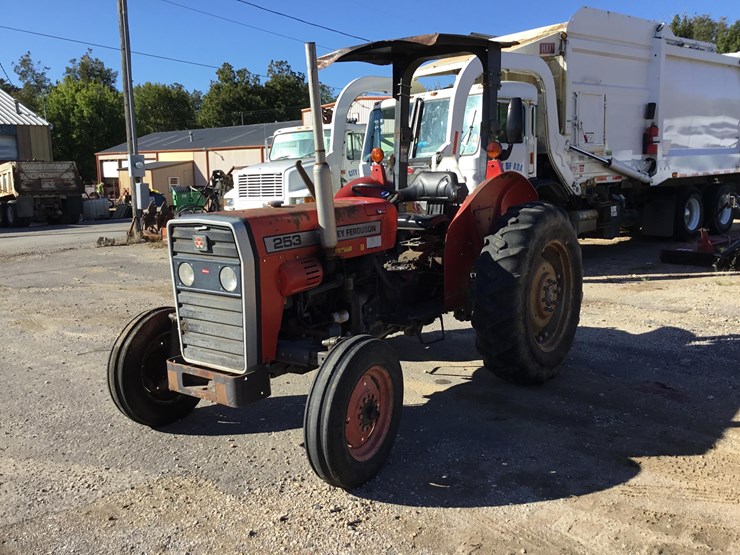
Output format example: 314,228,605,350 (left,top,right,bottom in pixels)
170,224,246,373
237,172,283,199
